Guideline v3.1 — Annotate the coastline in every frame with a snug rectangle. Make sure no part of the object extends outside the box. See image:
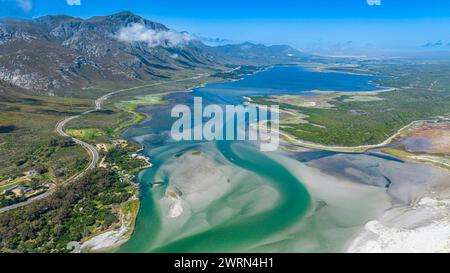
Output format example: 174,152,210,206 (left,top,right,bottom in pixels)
253,110,432,152
242,63,402,152
304,63,395,94
310,63,378,77
344,121,450,252
79,195,140,252
77,66,264,252
254,99,450,253
80,63,450,253
77,142,151,252
346,181,450,253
